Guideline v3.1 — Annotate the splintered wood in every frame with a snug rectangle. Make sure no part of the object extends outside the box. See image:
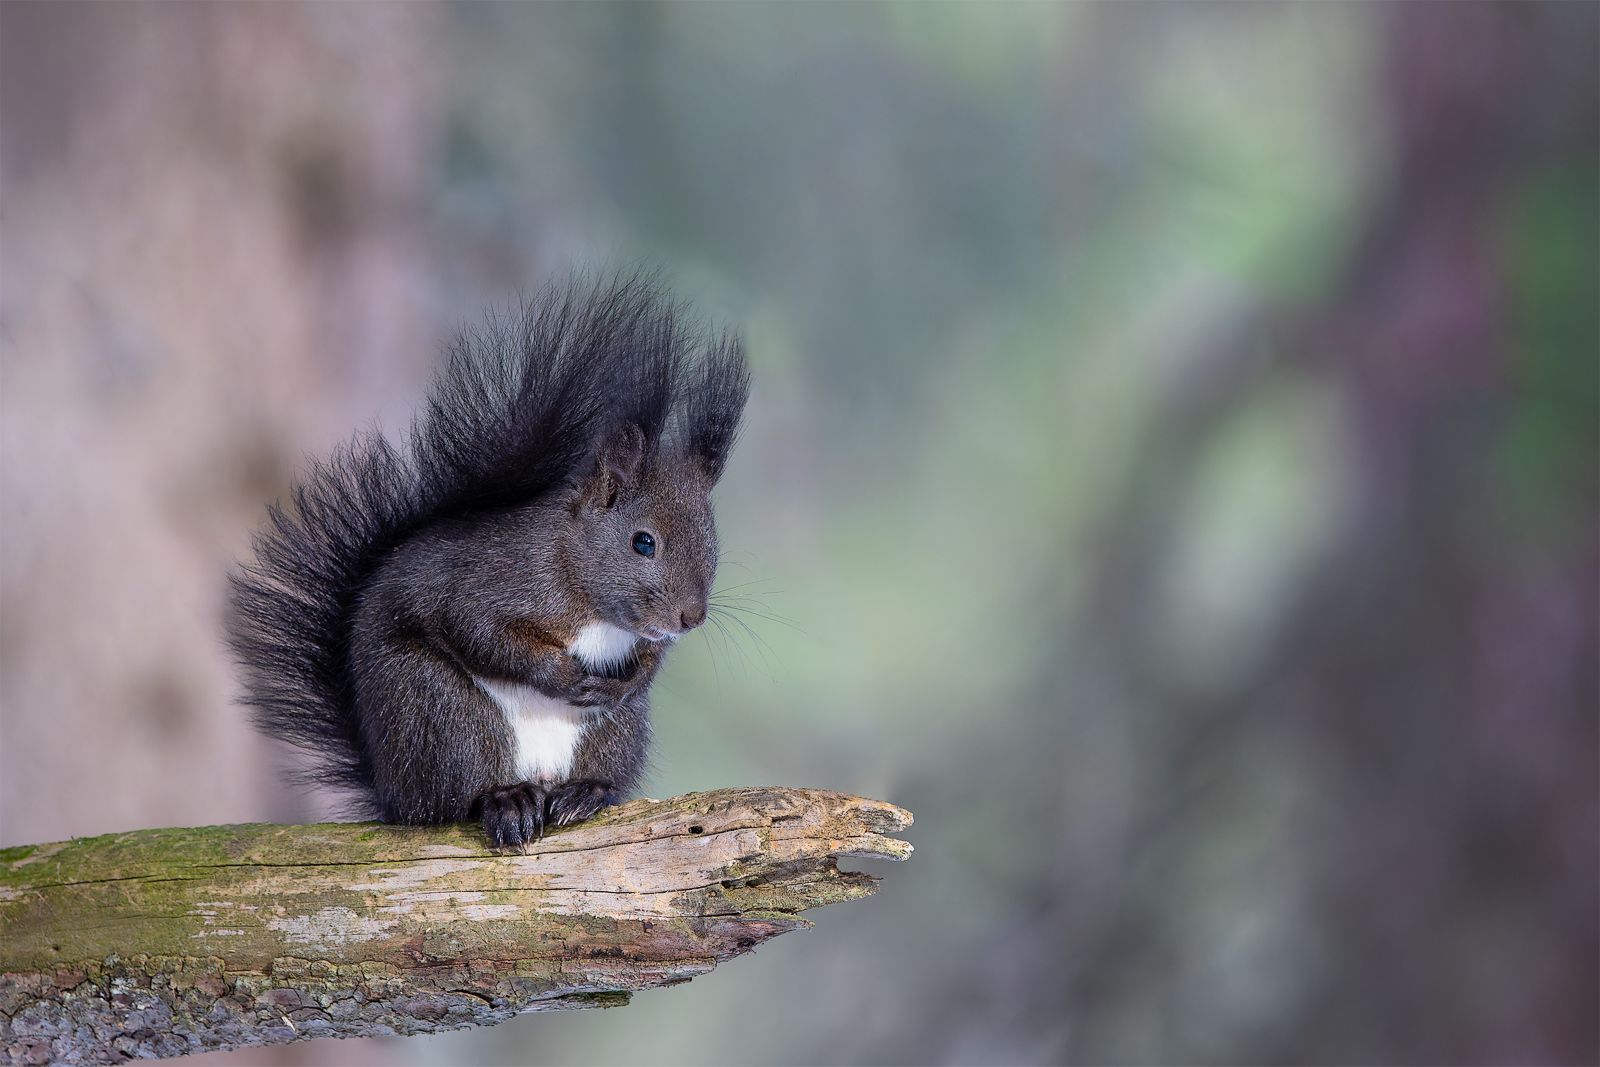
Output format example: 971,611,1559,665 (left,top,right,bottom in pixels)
0,787,912,1064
